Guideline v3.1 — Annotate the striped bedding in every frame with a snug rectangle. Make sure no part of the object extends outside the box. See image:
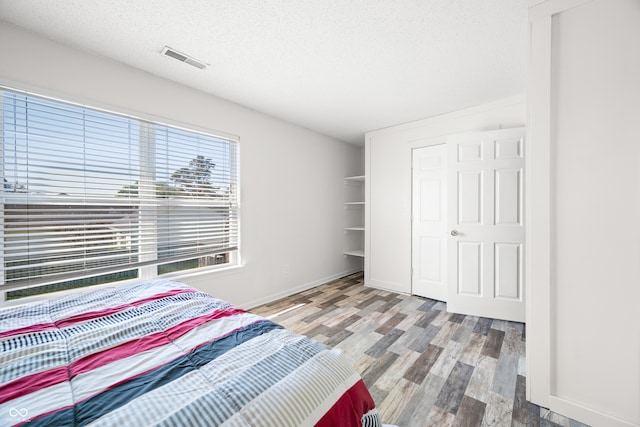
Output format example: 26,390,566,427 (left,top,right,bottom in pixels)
0,279,381,426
